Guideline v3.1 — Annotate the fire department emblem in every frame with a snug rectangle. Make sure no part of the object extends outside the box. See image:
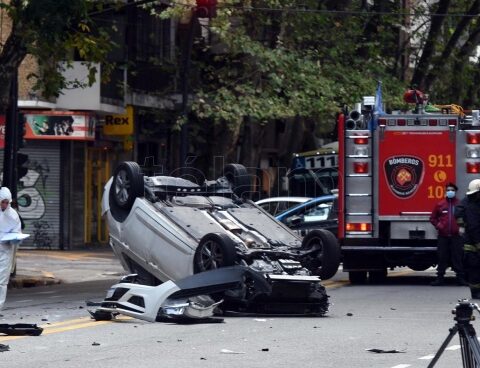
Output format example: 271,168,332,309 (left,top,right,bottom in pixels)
384,155,424,198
